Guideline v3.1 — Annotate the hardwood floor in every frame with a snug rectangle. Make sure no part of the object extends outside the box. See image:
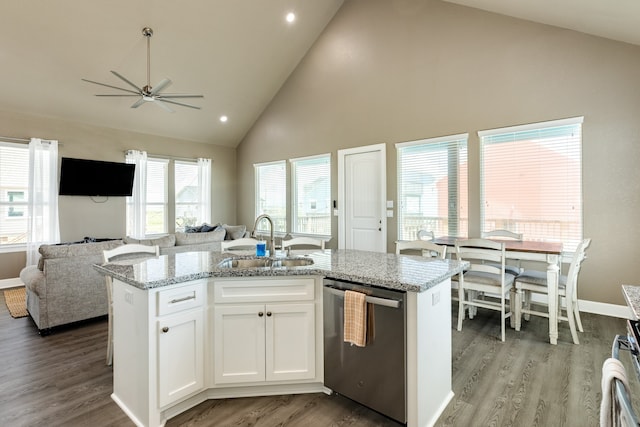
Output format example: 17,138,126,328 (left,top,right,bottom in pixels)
1,287,637,426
